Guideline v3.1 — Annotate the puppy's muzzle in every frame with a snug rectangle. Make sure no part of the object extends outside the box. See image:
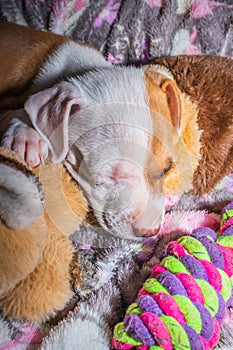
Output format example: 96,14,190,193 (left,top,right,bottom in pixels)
92,160,165,238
